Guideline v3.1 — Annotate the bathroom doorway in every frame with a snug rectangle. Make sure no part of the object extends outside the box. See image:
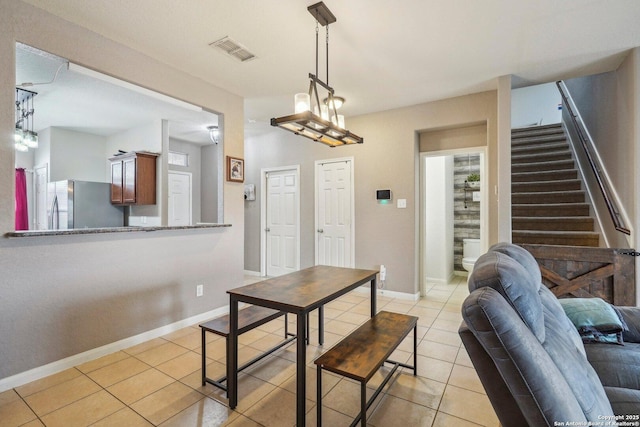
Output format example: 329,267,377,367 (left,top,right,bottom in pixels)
419,148,487,295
